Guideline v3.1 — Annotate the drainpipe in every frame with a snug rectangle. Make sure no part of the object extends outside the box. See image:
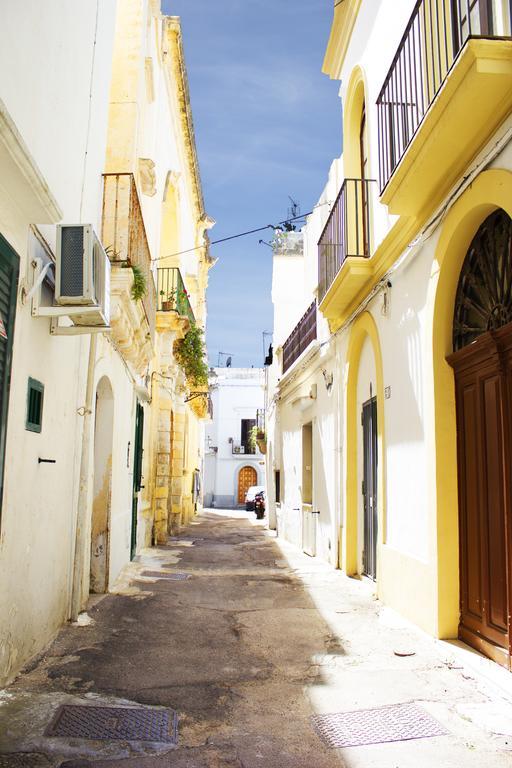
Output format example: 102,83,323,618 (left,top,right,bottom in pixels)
70,334,97,620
